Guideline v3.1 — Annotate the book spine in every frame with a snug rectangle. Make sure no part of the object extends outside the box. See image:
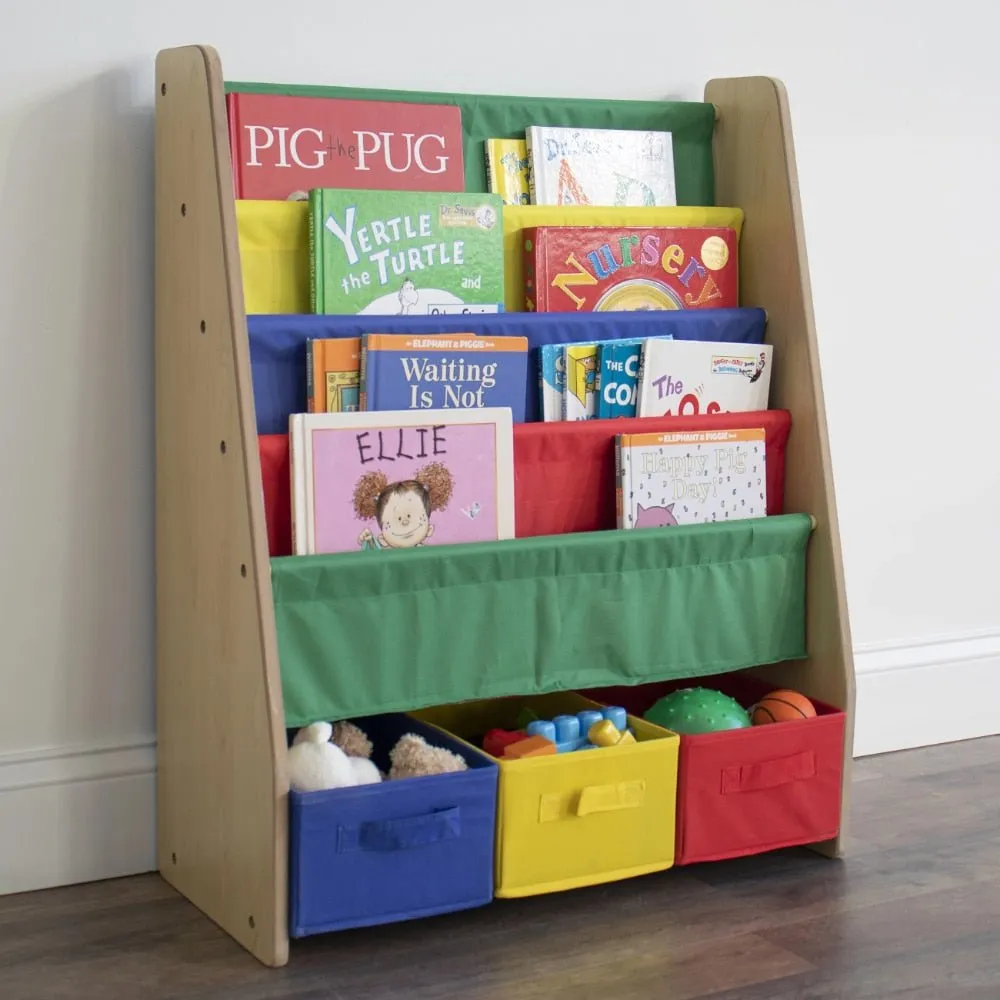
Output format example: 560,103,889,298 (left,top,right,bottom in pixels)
615,436,625,529
523,228,536,312
225,94,242,198
633,337,650,418
485,140,497,195
308,191,322,313
289,416,299,555
305,338,315,412
524,128,538,204
560,347,568,421
358,335,370,411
